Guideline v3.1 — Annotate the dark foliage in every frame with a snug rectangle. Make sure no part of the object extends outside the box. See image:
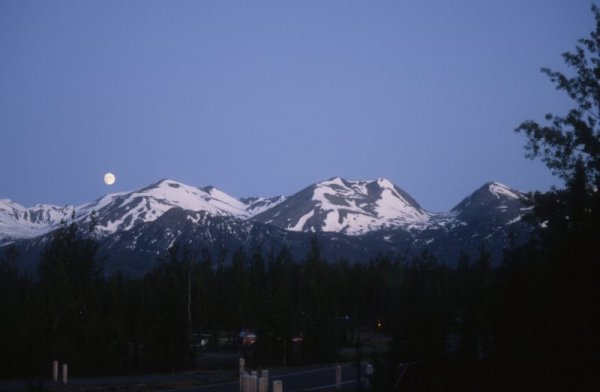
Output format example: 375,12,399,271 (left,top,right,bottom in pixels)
499,5,600,390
